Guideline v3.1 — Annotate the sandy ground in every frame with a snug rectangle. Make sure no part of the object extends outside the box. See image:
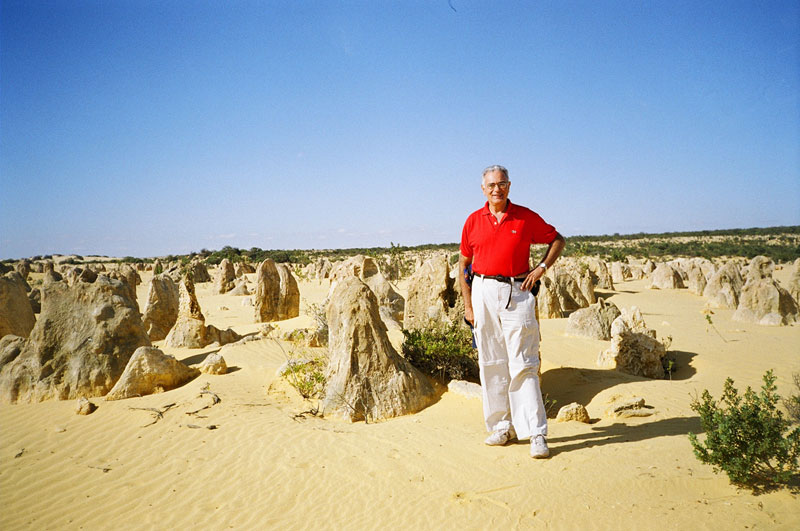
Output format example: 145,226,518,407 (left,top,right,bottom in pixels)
2,268,799,530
